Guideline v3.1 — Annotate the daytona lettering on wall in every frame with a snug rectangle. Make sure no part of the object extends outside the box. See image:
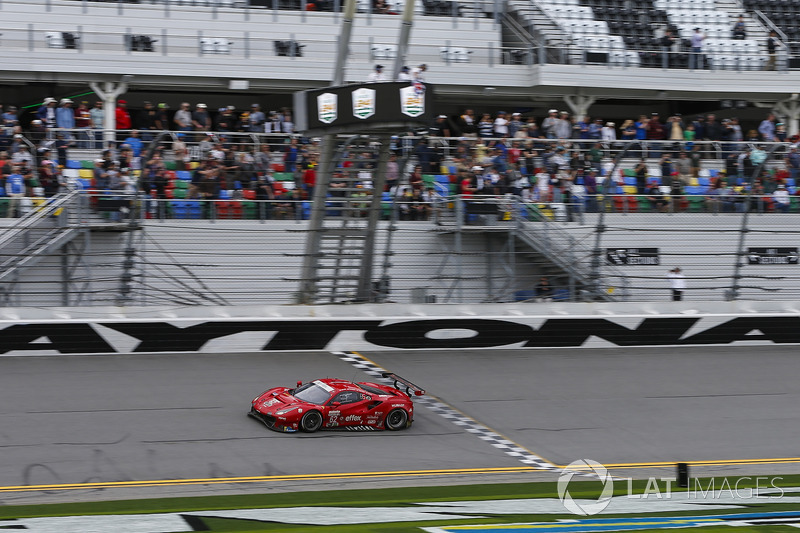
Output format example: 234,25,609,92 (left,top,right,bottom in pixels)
2,316,800,354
